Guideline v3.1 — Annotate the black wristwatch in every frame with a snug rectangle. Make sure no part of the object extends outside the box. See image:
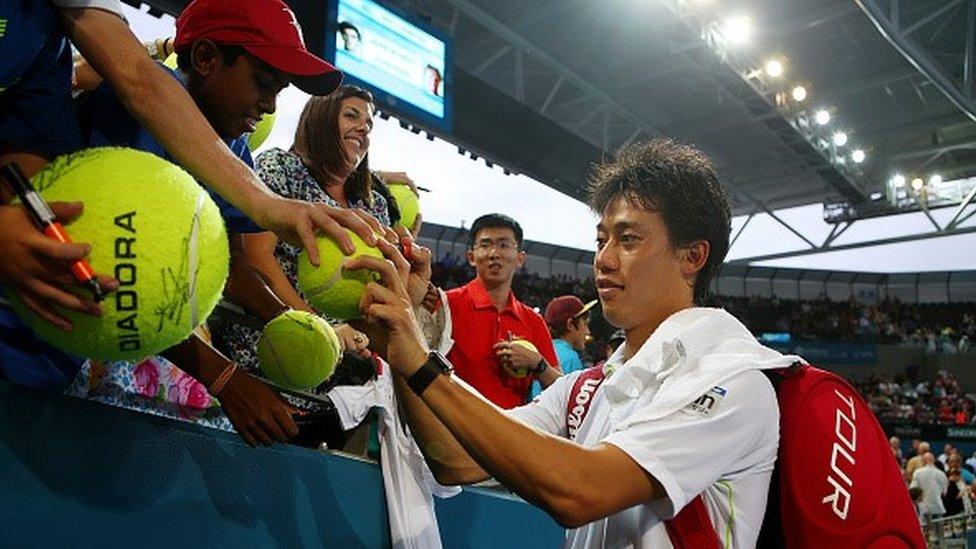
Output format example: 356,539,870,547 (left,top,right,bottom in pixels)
532,359,549,376
407,351,453,396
